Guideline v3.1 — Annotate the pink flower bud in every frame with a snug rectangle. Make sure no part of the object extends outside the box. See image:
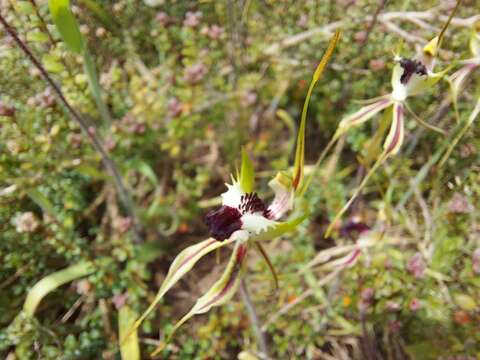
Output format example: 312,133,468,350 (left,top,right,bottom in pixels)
409,298,421,311
406,252,425,279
